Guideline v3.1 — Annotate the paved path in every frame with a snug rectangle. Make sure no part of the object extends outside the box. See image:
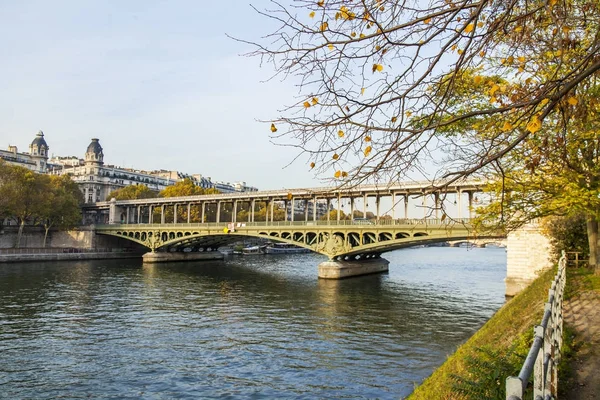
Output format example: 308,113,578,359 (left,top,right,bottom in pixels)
562,288,600,399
